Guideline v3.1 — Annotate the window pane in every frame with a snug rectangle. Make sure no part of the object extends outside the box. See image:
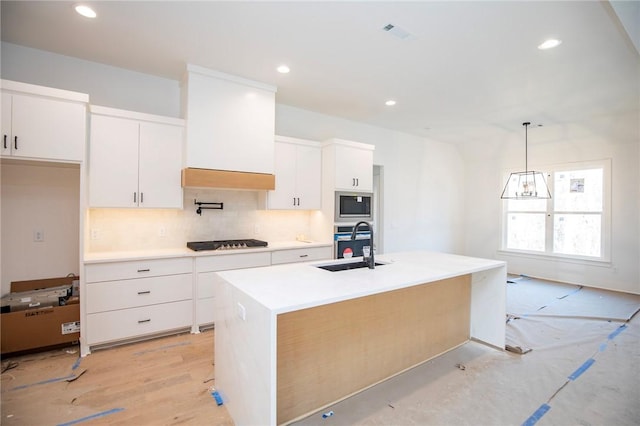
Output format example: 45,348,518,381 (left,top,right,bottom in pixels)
553,214,601,257
507,213,545,251
554,168,603,212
